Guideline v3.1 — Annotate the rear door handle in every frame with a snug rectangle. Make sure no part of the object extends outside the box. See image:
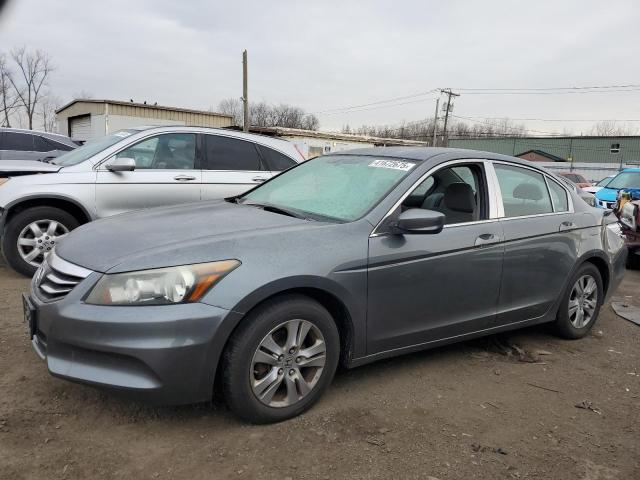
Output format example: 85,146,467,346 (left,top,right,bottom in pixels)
174,175,196,181
252,176,268,183
475,233,501,247
559,221,576,231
